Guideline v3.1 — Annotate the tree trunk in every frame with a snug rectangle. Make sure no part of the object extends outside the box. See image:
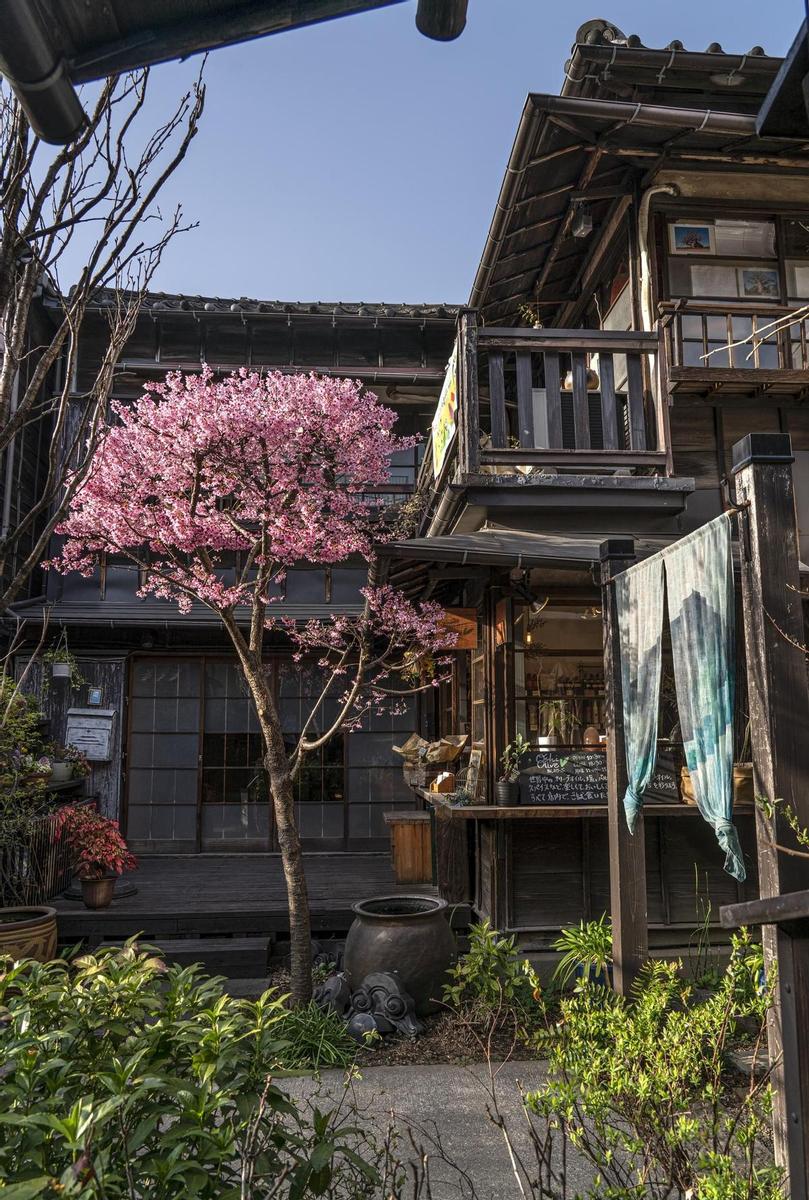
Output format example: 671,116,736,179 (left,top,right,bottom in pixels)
235,649,313,1004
